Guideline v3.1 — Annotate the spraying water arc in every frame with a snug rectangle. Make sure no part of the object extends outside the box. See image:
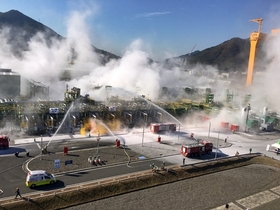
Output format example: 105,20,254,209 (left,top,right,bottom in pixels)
113,87,185,127
46,102,74,147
